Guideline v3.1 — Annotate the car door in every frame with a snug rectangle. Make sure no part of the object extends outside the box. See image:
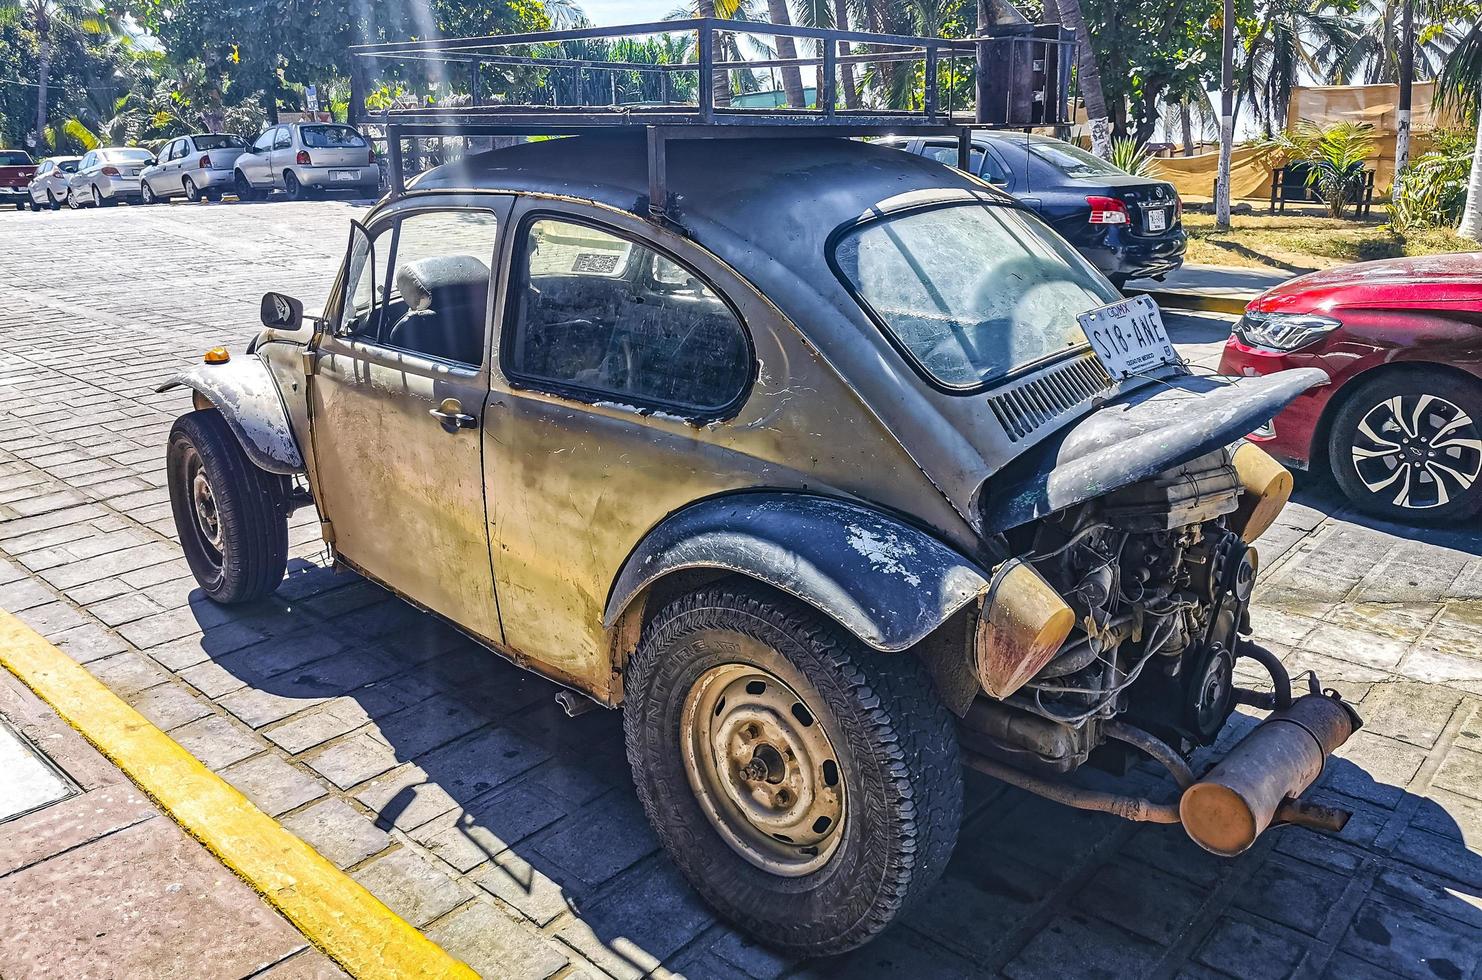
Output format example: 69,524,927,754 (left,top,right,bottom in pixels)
268,126,294,186
306,198,512,645
71,152,93,198
484,202,759,696
241,130,273,186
